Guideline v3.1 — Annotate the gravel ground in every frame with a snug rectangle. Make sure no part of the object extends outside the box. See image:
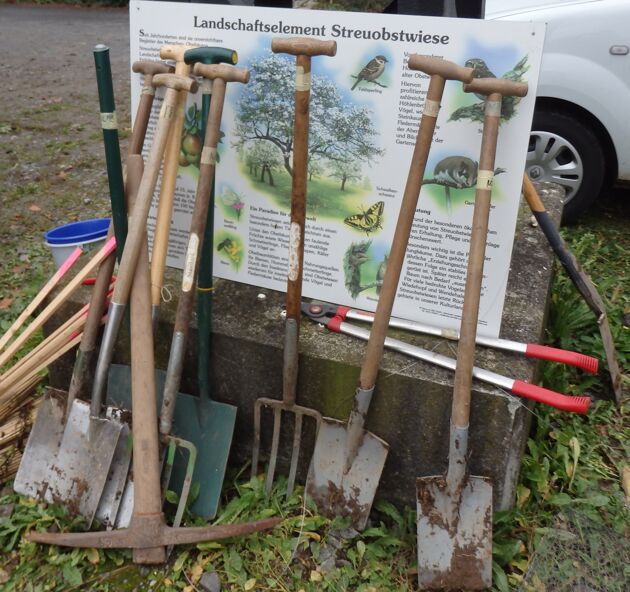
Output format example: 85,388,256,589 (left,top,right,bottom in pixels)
0,4,131,311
